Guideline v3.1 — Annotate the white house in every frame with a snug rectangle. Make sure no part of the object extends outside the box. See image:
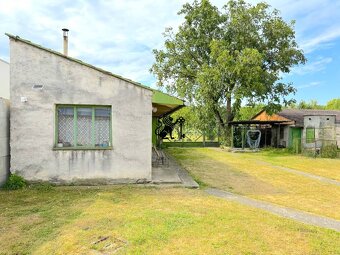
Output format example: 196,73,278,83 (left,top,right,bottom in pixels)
0,58,10,99
7,34,157,184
